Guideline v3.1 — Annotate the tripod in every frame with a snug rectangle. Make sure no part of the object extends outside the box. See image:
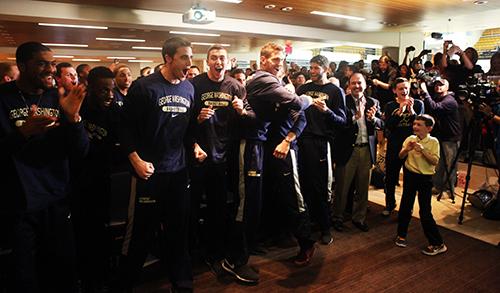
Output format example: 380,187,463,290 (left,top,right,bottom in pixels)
458,112,484,224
